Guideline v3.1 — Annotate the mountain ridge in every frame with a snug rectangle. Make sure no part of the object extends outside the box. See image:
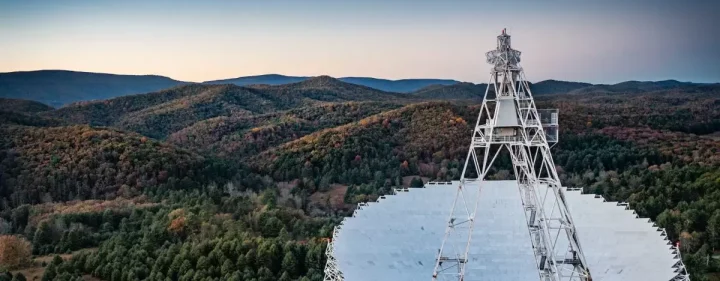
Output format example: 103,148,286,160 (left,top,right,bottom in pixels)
1,70,713,106
203,74,461,93
41,77,411,139
0,70,188,107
